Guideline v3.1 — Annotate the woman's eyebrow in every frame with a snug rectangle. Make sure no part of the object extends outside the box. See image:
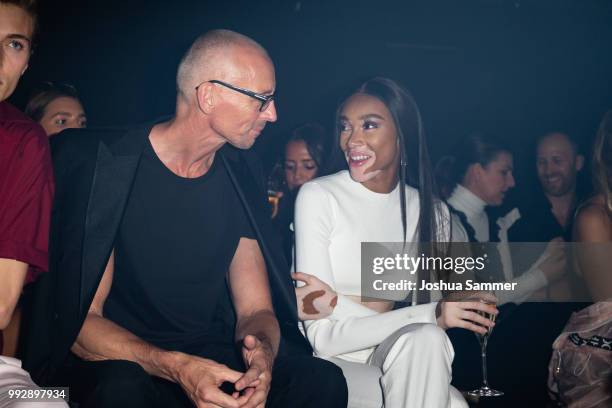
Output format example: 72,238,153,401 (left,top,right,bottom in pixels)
359,113,385,120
